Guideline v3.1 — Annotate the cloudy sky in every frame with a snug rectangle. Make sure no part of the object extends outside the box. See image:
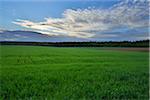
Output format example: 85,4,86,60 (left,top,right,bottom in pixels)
0,0,149,41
